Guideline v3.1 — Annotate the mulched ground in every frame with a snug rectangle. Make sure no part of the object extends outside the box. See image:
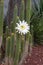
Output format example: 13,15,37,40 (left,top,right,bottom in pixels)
22,45,43,65
0,44,43,65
